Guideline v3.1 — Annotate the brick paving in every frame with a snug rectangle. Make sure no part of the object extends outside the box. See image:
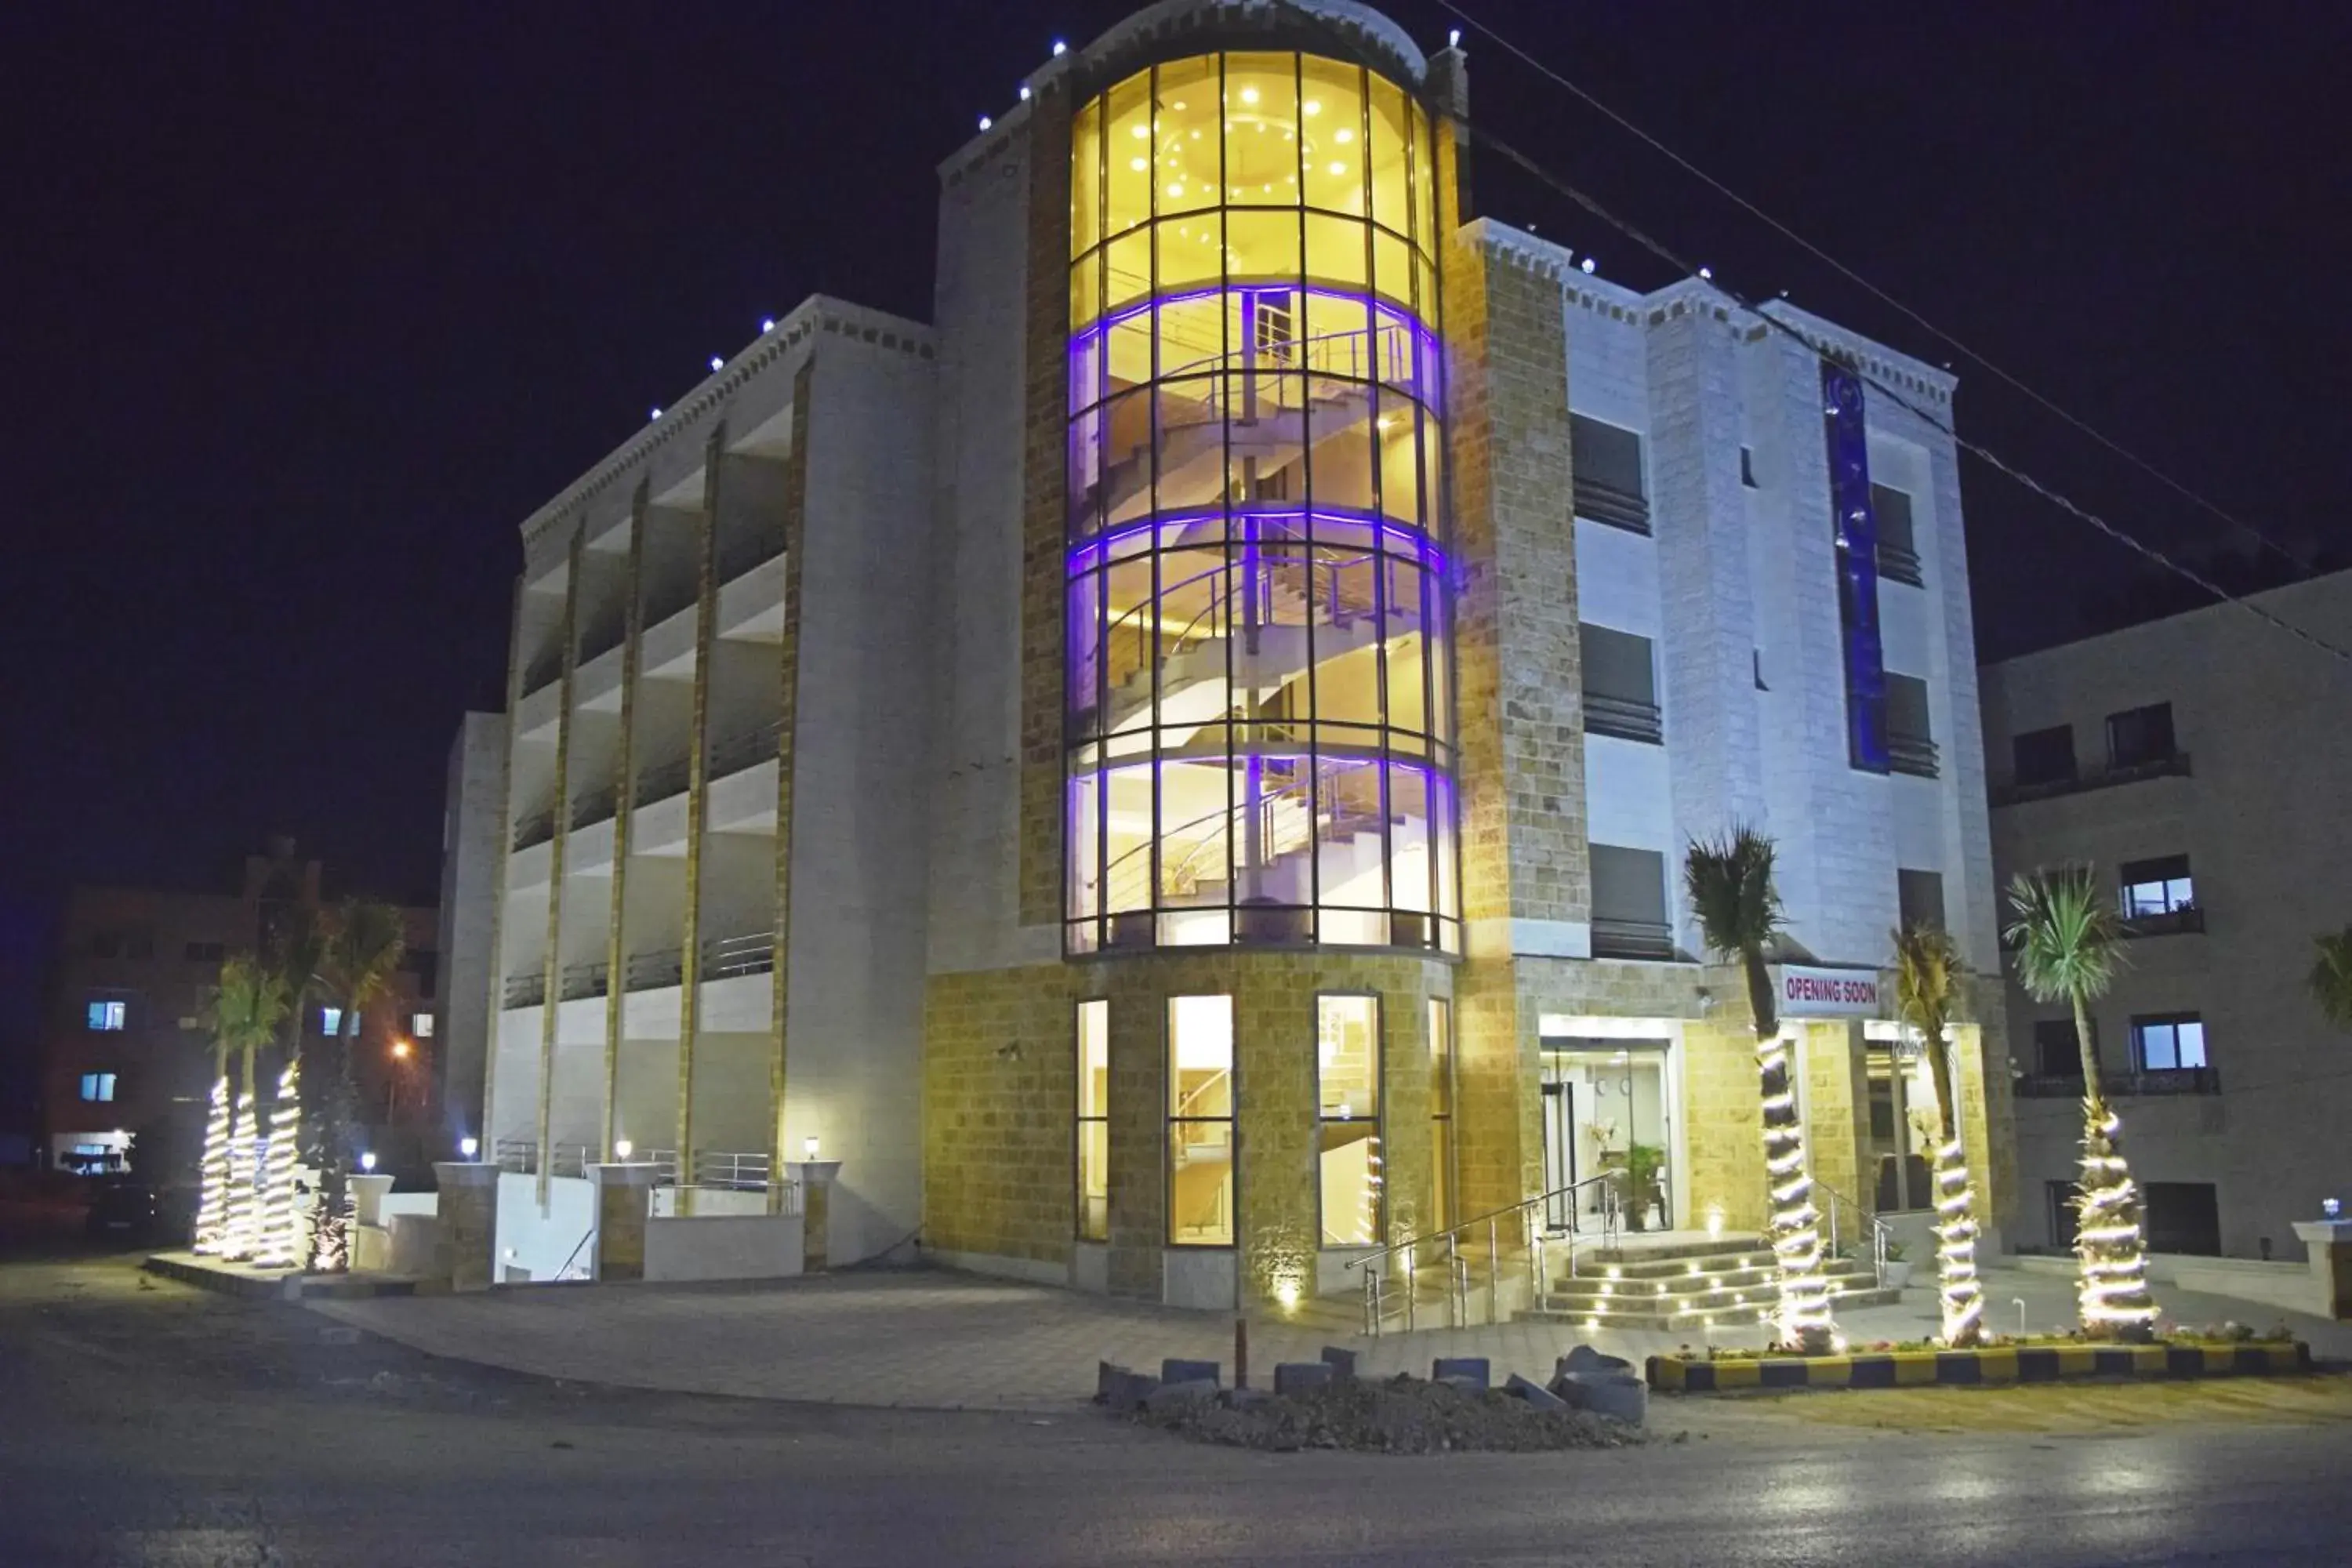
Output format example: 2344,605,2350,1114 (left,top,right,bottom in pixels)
311,1261,2352,1415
